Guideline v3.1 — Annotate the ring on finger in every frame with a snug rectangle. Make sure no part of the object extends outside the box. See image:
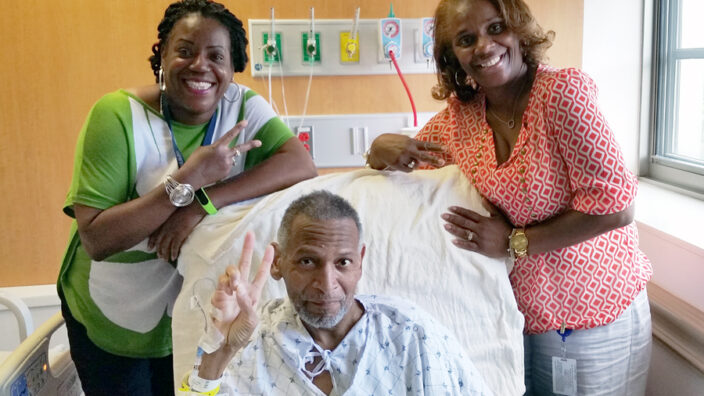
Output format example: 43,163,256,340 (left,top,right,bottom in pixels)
232,148,241,166
466,230,474,241
406,159,417,169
